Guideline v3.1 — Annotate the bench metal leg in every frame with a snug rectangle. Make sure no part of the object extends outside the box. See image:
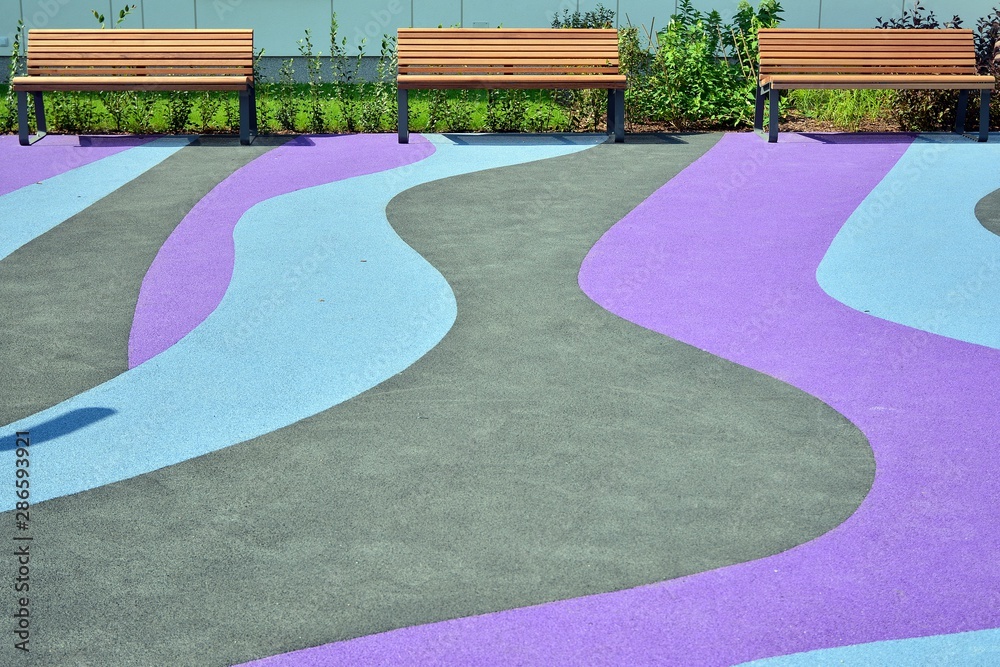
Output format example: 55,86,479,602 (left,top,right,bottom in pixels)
955,89,970,134
613,89,624,143
754,84,766,134
980,90,991,142
239,89,255,145
606,89,614,138
17,91,48,146
397,88,409,144
249,85,259,135
768,86,779,143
